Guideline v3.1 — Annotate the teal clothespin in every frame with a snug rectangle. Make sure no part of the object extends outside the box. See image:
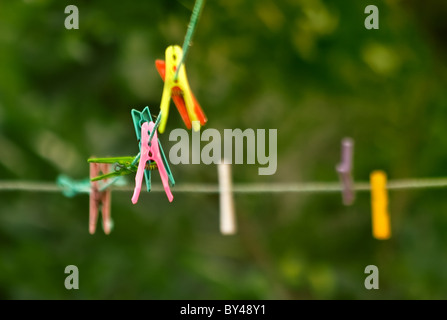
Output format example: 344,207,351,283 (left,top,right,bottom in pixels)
57,174,90,197
131,106,175,192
